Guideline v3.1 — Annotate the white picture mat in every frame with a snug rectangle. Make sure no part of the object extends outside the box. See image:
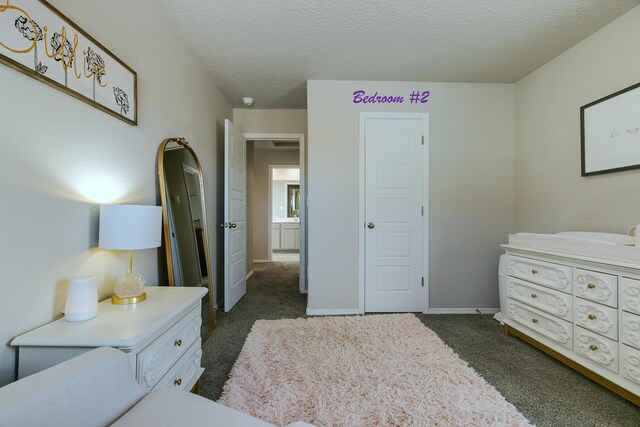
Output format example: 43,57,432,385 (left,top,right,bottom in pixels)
583,85,640,174
0,0,136,123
